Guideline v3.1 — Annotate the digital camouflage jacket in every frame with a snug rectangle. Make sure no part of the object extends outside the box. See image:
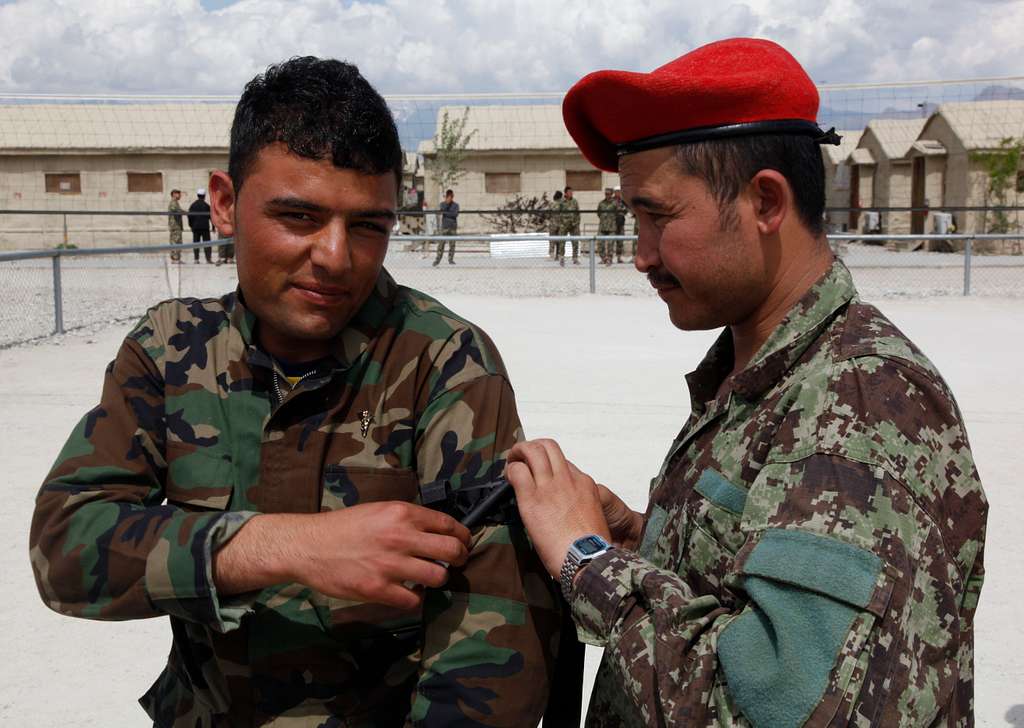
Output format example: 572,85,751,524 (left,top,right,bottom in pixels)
596,199,618,235
30,270,560,727
559,197,580,236
571,260,987,727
